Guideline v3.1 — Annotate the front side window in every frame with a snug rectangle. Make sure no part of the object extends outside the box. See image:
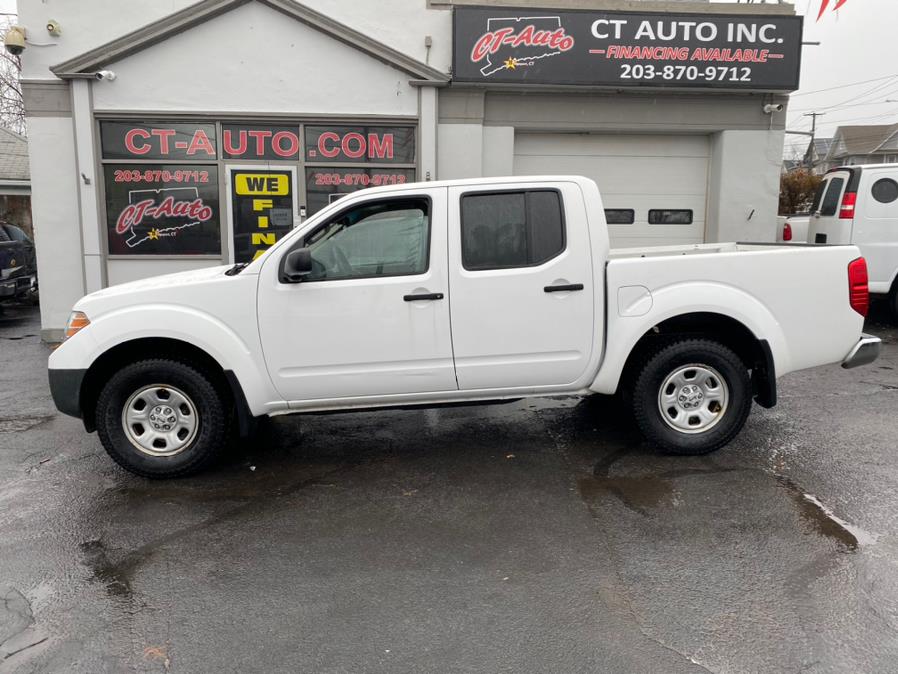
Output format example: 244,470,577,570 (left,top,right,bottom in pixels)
303,197,430,281
461,190,564,271
819,177,845,216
